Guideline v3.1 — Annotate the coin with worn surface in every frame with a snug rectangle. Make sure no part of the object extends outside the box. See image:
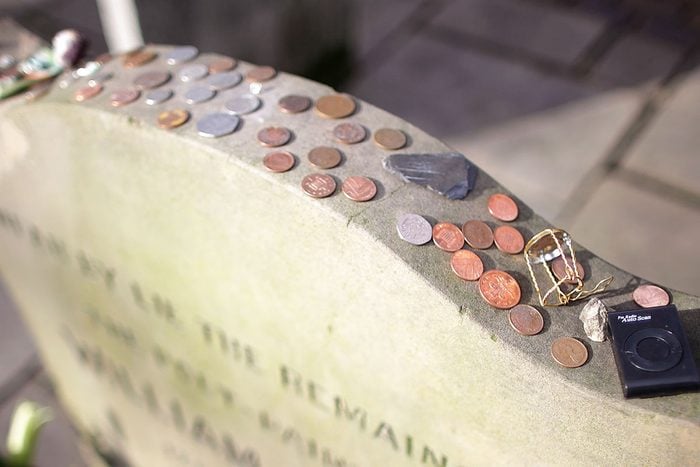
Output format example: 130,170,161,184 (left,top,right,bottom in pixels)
110,88,140,107
342,176,377,202
373,128,407,150
145,88,173,105
257,127,292,147
308,146,342,169
451,250,484,281
301,173,336,198
123,50,156,68
178,63,209,82
462,220,493,250
74,83,102,102
166,46,199,65
208,56,237,73
432,223,465,252
551,257,585,285
333,123,367,145
508,304,544,336
478,270,521,309
197,113,240,138
263,151,295,173
184,86,216,104
246,65,276,83
278,94,312,114
488,193,519,222
396,214,432,245
494,225,525,255
133,70,171,90
632,284,670,308
205,71,242,91
315,94,356,119
551,337,588,368
157,109,190,129
224,94,261,115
